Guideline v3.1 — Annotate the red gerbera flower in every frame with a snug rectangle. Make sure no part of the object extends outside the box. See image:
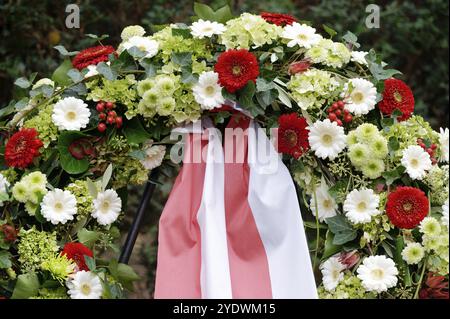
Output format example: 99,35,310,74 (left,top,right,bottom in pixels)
378,78,415,121
277,113,310,159
214,49,259,93
385,186,429,229
72,45,116,70
261,12,297,26
62,242,94,271
4,128,43,169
